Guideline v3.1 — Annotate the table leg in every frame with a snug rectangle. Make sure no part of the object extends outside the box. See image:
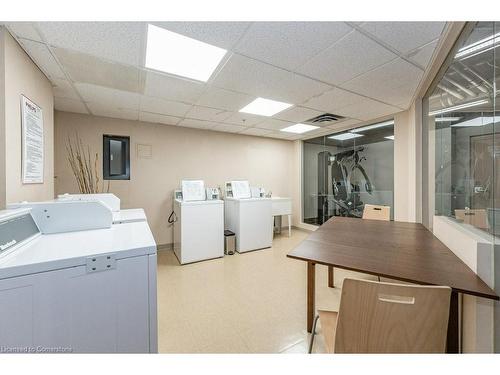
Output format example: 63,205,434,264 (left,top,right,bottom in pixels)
307,262,316,332
328,266,334,288
288,215,291,237
446,291,459,353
